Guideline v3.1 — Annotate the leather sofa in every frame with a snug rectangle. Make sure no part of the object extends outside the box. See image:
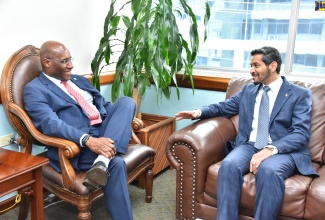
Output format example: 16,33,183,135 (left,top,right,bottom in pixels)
166,77,325,220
